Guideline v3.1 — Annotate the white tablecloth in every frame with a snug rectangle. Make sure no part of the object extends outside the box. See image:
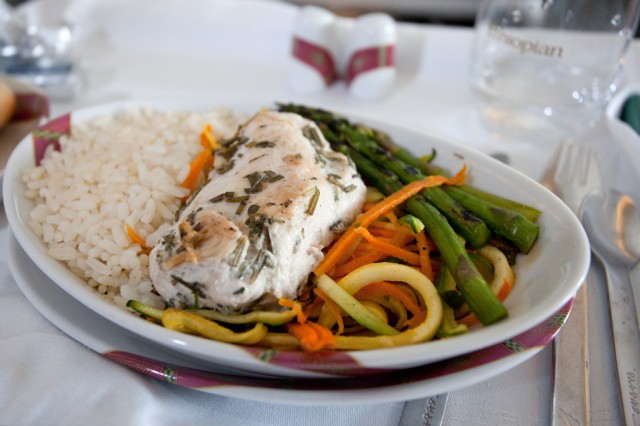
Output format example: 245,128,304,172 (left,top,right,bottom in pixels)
1,0,637,424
